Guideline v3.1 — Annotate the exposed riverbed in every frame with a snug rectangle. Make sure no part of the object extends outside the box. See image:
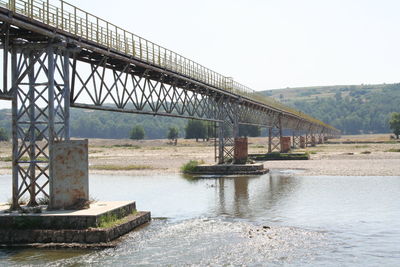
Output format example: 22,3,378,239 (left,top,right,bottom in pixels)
0,171,399,266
